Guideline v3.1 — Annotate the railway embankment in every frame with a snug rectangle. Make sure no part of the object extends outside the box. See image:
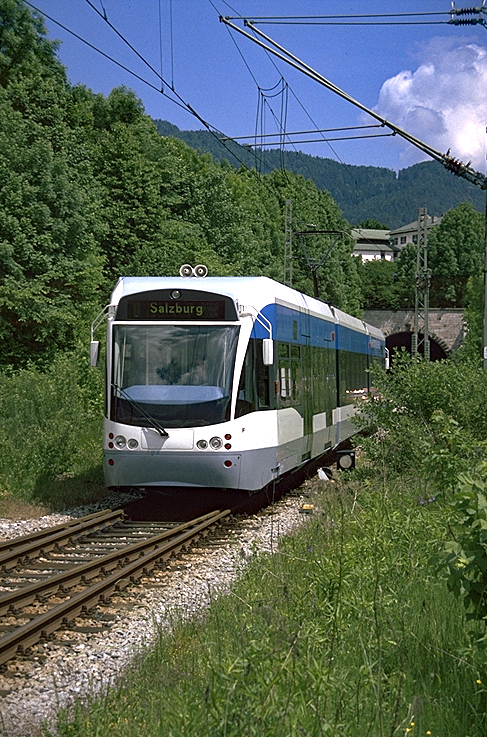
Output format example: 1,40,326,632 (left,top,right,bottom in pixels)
34,471,487,737
0,485,316,737
37,355,487,737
